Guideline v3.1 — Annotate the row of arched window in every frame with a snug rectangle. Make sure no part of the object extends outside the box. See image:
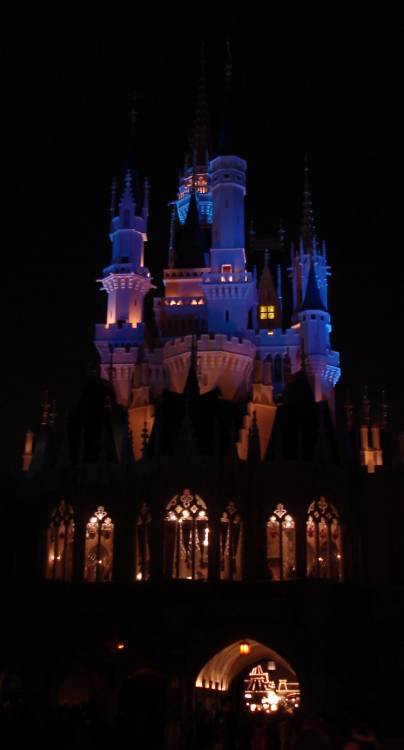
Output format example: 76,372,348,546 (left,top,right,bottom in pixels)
45,492,343,584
